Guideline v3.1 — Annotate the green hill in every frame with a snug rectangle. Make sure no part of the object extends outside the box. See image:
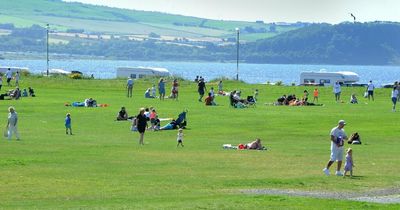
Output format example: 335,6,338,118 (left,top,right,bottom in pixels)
0,0,301,41
243,22,400,65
